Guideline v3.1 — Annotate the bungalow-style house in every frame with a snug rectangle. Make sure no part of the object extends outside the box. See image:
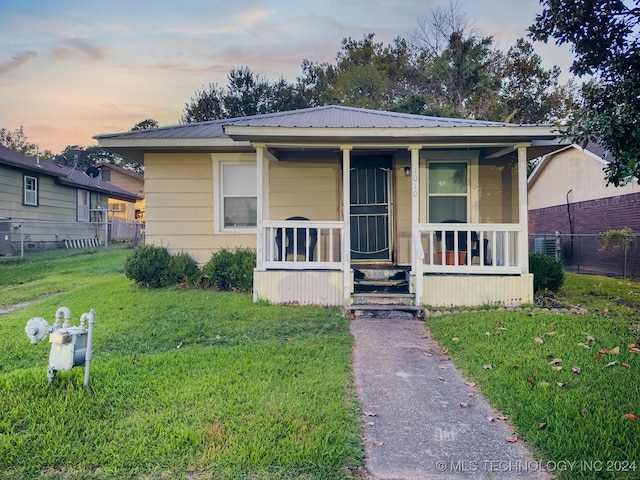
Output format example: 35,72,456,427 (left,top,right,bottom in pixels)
96,105,562,308
0,145,139,255
528,142,640,277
